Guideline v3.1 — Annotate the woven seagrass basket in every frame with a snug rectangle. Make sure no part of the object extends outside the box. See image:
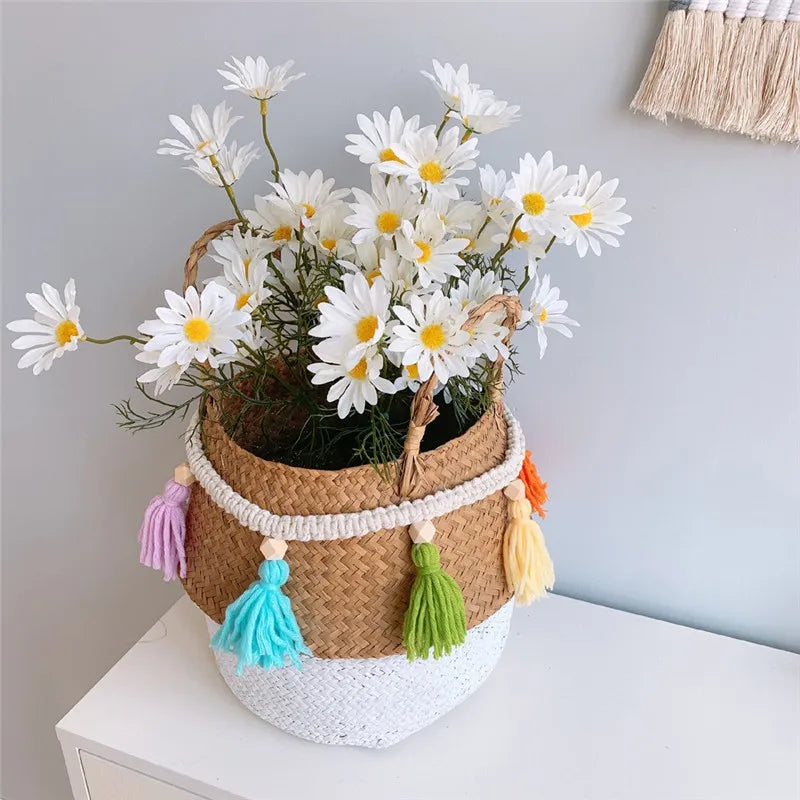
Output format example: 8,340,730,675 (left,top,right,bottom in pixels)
179,222,527,747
